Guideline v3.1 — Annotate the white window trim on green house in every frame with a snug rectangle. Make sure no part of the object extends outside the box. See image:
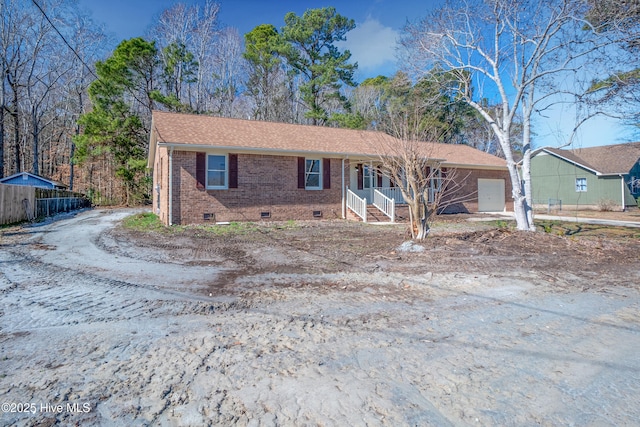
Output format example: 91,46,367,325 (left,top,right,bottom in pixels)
575,177,587,192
